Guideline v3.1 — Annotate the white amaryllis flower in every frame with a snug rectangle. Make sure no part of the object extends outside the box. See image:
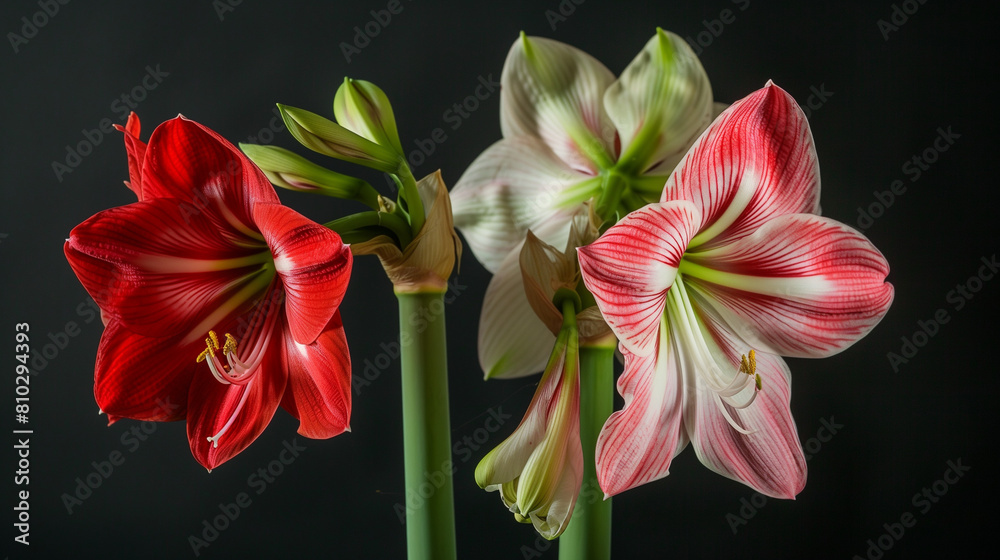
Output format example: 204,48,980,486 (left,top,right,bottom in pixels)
451,29,717,379
577,83,894,498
